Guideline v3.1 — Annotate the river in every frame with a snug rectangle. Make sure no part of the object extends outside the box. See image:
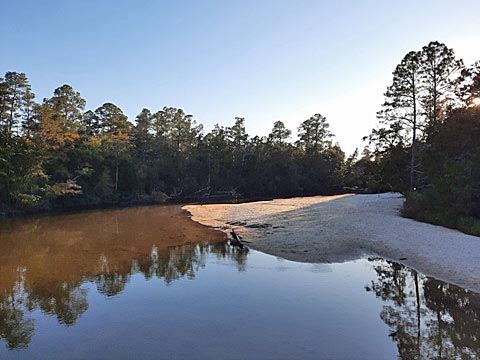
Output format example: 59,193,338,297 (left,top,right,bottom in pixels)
0,205,479,359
